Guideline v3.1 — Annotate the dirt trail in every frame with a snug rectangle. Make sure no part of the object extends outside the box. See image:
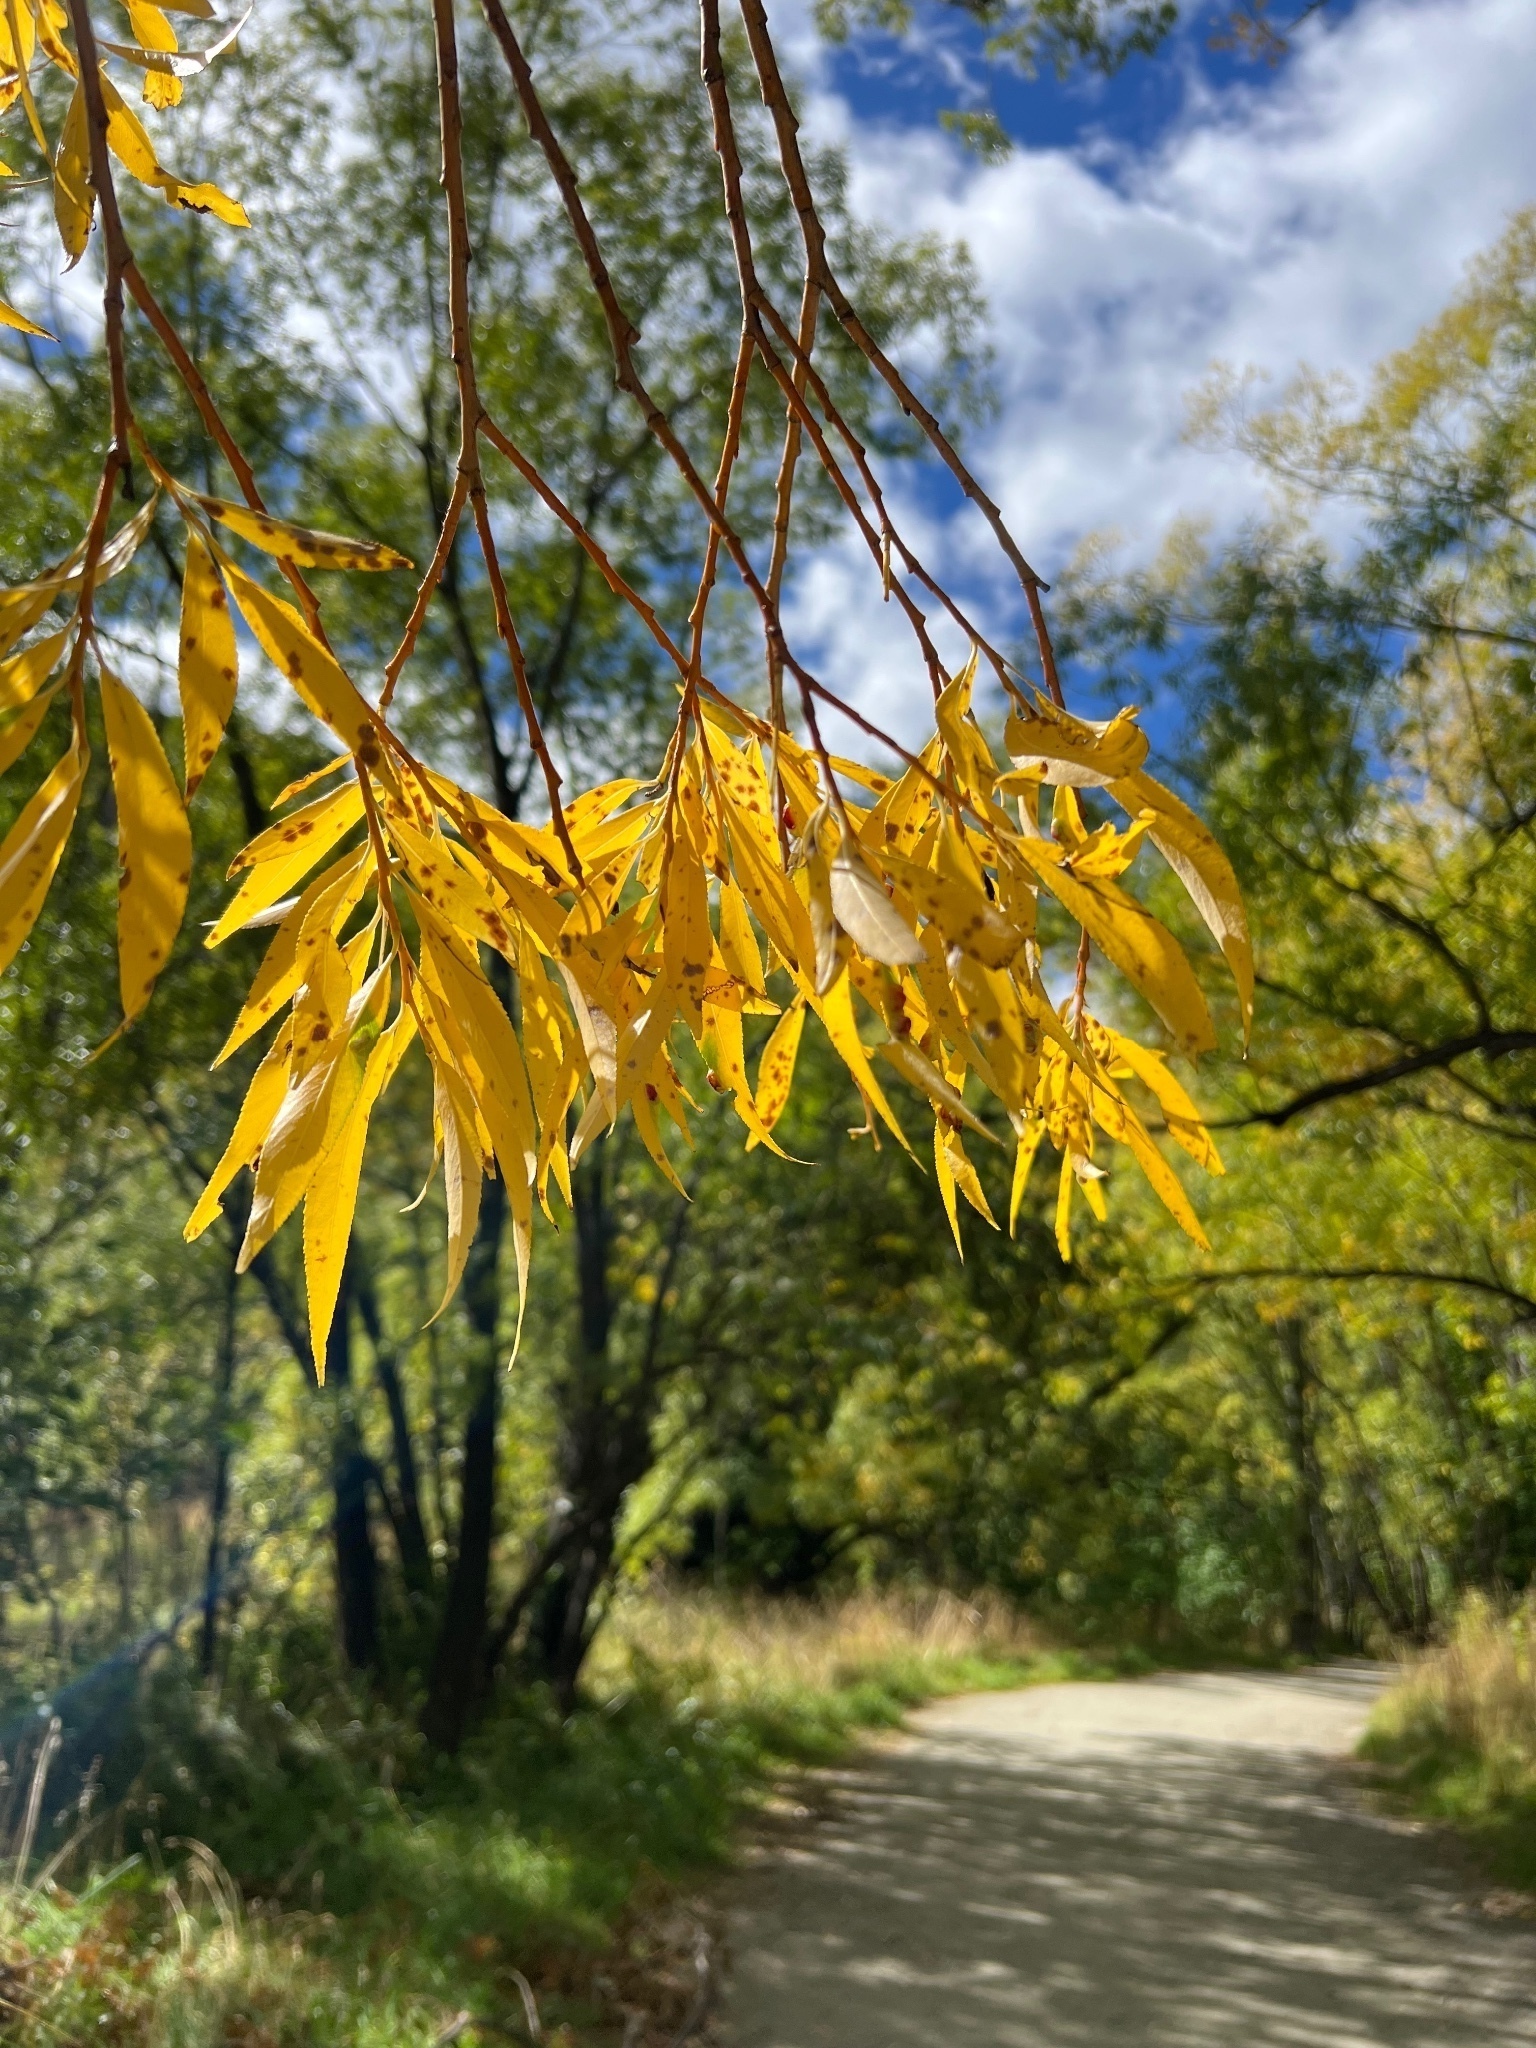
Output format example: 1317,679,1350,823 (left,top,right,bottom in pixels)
719,1664,1536,2047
